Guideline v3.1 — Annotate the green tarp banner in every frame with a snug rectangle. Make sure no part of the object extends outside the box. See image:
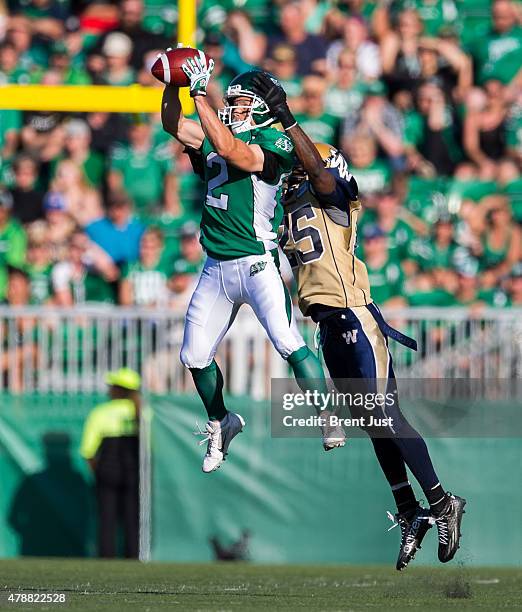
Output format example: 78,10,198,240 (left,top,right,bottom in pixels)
0,394,100,558
0,393,521,565
150,395,522,566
